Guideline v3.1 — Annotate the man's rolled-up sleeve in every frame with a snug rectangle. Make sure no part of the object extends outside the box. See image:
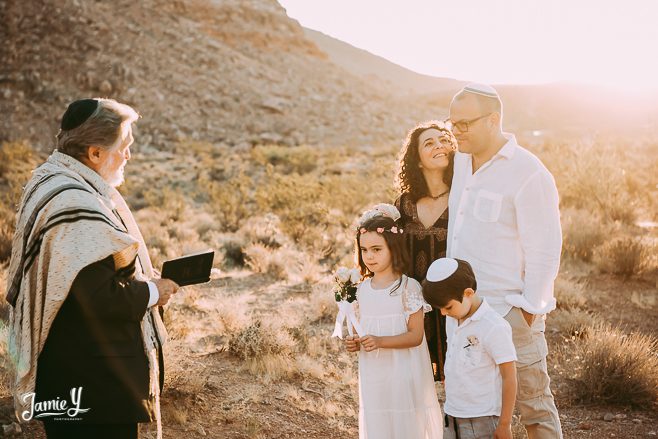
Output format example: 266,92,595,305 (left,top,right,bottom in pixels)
70,255,150,321
507,170,562,315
